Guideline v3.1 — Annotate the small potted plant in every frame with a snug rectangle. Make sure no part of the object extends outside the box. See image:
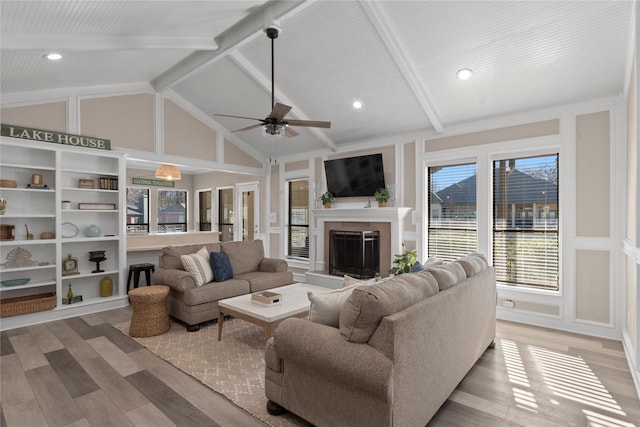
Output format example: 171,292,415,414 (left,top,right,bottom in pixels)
61,200,72,210
373,187,390,207
320,191,334,208
389,243,417,276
